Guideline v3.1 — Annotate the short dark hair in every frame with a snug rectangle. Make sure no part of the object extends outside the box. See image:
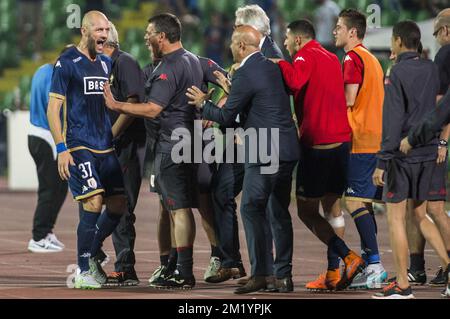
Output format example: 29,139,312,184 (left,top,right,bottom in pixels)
287,19,316,40
393,20,421,50
148,13,182,43
339,9,367,39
